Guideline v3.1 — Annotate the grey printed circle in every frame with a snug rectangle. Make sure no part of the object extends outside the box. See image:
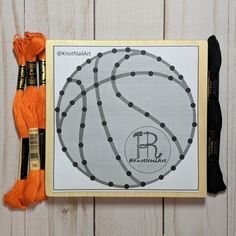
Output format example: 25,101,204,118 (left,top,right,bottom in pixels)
124,126,171,174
